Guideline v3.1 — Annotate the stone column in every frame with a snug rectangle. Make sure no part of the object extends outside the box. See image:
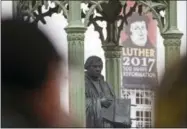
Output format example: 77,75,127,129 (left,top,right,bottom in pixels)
161,1,183,71
103,45,123,98
12,1,18,19
65,1,86,127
